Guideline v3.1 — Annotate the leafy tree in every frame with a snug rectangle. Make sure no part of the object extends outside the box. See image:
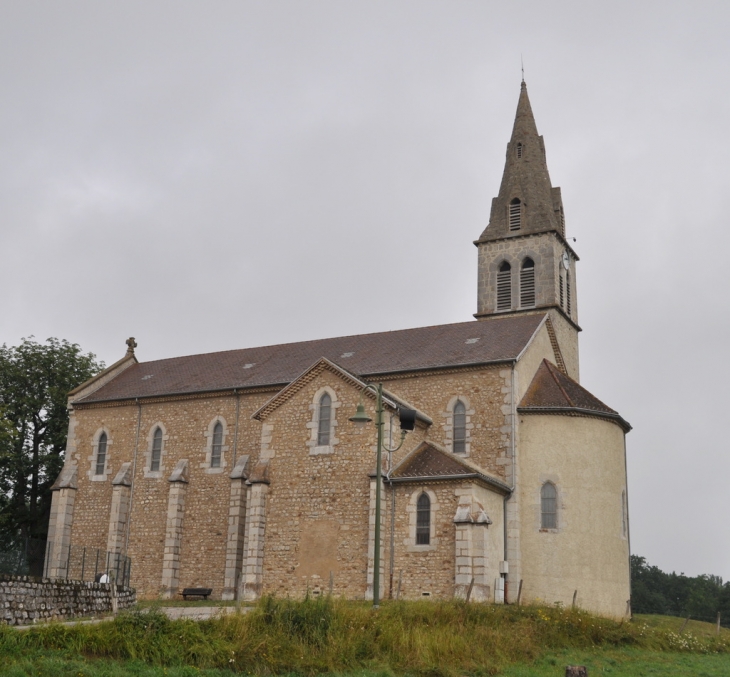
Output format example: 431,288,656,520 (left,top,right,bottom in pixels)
0,337,103,544
631,554,729,625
